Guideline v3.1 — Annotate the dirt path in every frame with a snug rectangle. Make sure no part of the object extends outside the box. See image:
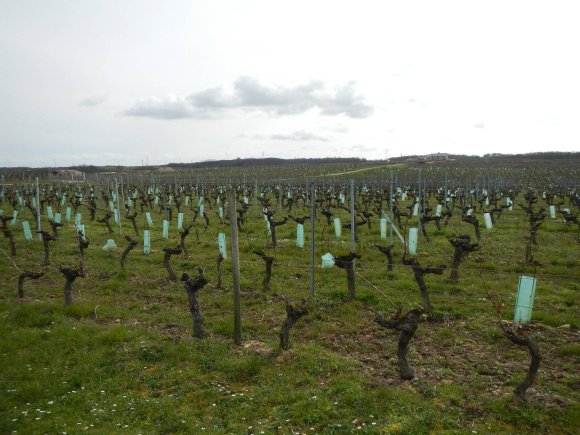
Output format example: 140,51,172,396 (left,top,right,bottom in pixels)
319,163,406,178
